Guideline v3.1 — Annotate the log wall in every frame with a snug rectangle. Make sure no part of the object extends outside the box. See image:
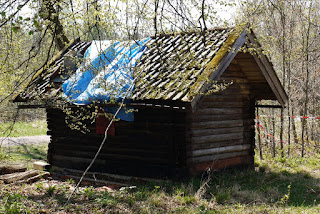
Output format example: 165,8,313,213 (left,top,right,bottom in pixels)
187,66,255,175
46,107,186,178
